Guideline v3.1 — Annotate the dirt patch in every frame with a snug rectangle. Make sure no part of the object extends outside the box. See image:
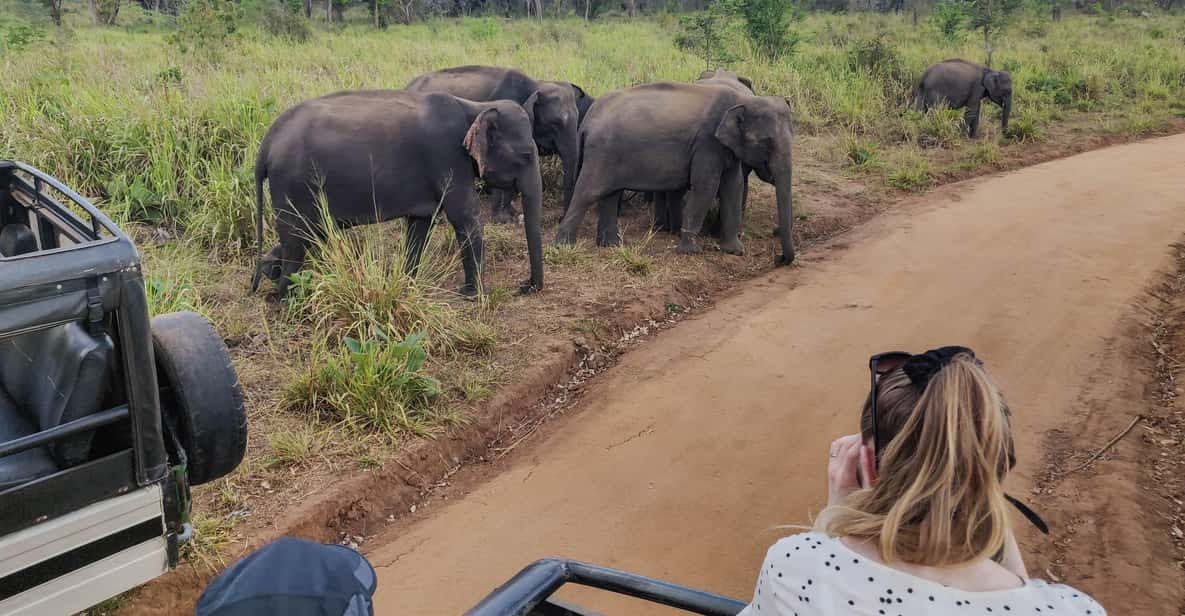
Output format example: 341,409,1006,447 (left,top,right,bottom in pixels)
1029,241,1185,613
119,125,1185,615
